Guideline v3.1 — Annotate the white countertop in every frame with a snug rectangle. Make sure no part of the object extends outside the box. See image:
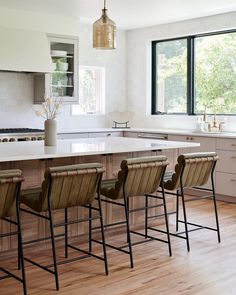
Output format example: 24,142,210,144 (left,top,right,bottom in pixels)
58,128,236,139
129,128,236,138
0,137,199,162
